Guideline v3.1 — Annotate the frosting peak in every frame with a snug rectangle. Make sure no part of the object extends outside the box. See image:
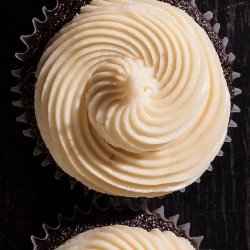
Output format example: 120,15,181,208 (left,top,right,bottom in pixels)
86,57,162,153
